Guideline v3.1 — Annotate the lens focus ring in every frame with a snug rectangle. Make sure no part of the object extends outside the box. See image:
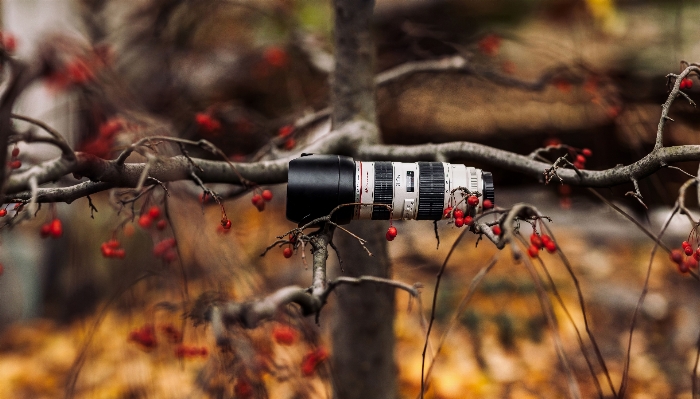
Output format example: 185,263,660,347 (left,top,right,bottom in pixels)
372,162,393,220
417,162,445,220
